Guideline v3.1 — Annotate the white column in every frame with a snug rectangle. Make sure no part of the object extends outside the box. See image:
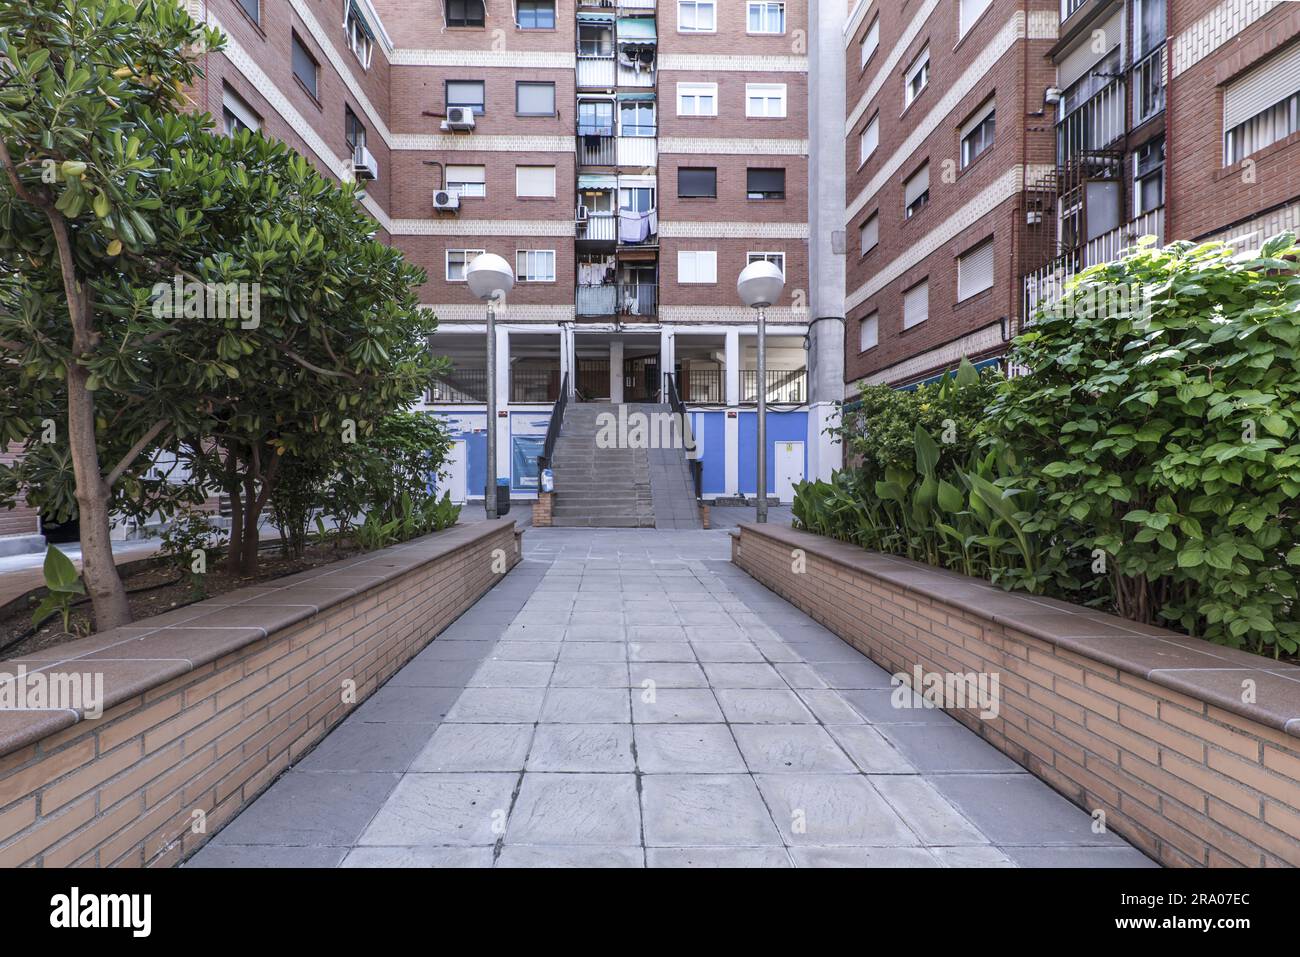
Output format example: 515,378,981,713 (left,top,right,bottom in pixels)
609,338,624,403
659,326,675,400
558,324,570,394
494,325,511,483
724,409,739,496
724,329,741,406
